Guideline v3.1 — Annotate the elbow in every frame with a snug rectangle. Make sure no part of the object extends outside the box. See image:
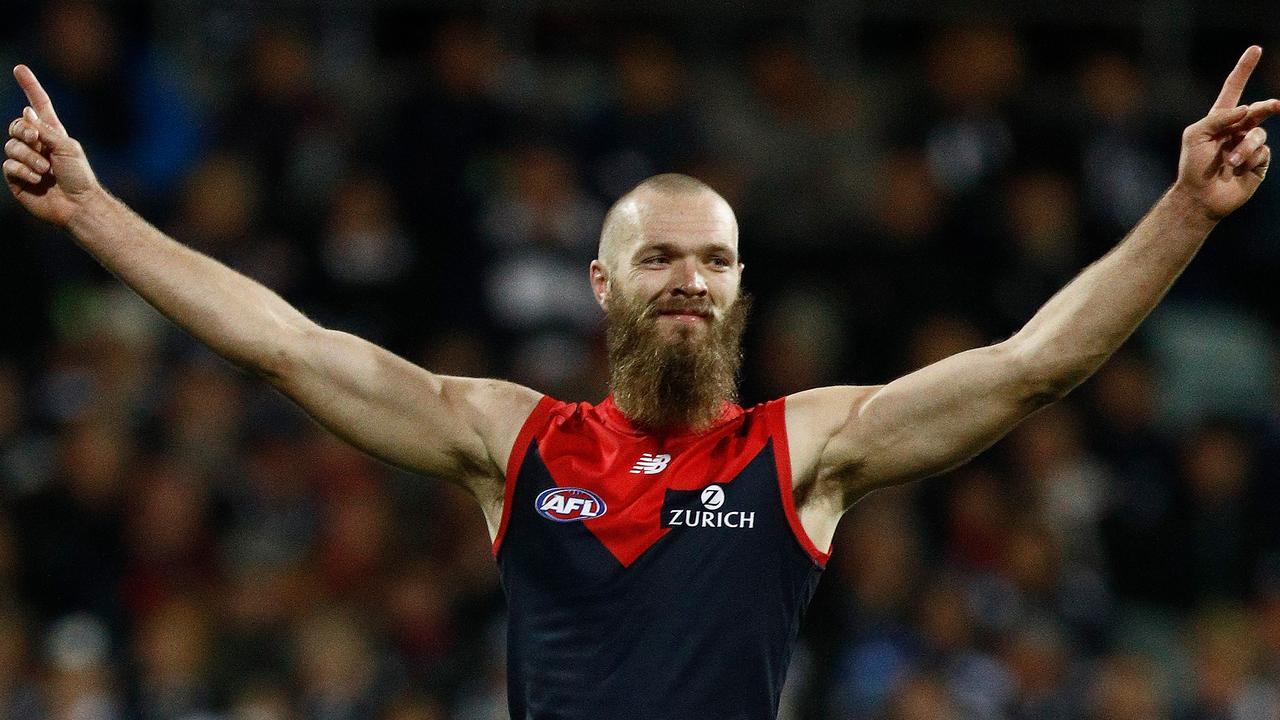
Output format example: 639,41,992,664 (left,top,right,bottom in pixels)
1027,376,1074,408
255,322,321,383
1003,337,1095,408
255,345,292,383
